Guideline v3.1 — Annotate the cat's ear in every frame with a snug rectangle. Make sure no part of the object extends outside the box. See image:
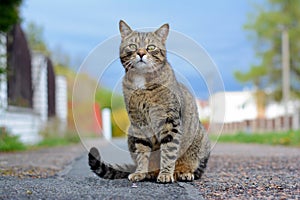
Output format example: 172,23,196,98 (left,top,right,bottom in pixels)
155,23,169,42
119,20,133,39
